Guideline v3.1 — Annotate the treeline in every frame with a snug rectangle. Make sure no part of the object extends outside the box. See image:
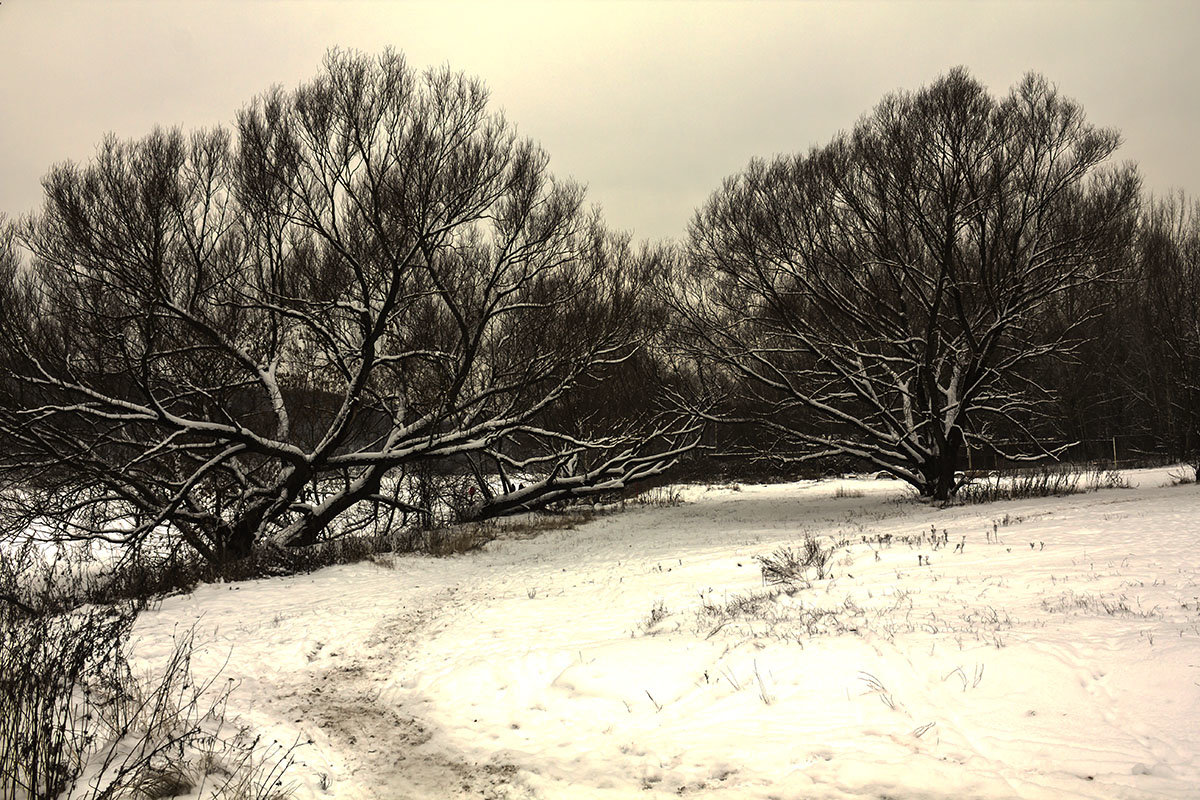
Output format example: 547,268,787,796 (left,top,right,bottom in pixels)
0,51,1195,568
1051,192,1199,464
